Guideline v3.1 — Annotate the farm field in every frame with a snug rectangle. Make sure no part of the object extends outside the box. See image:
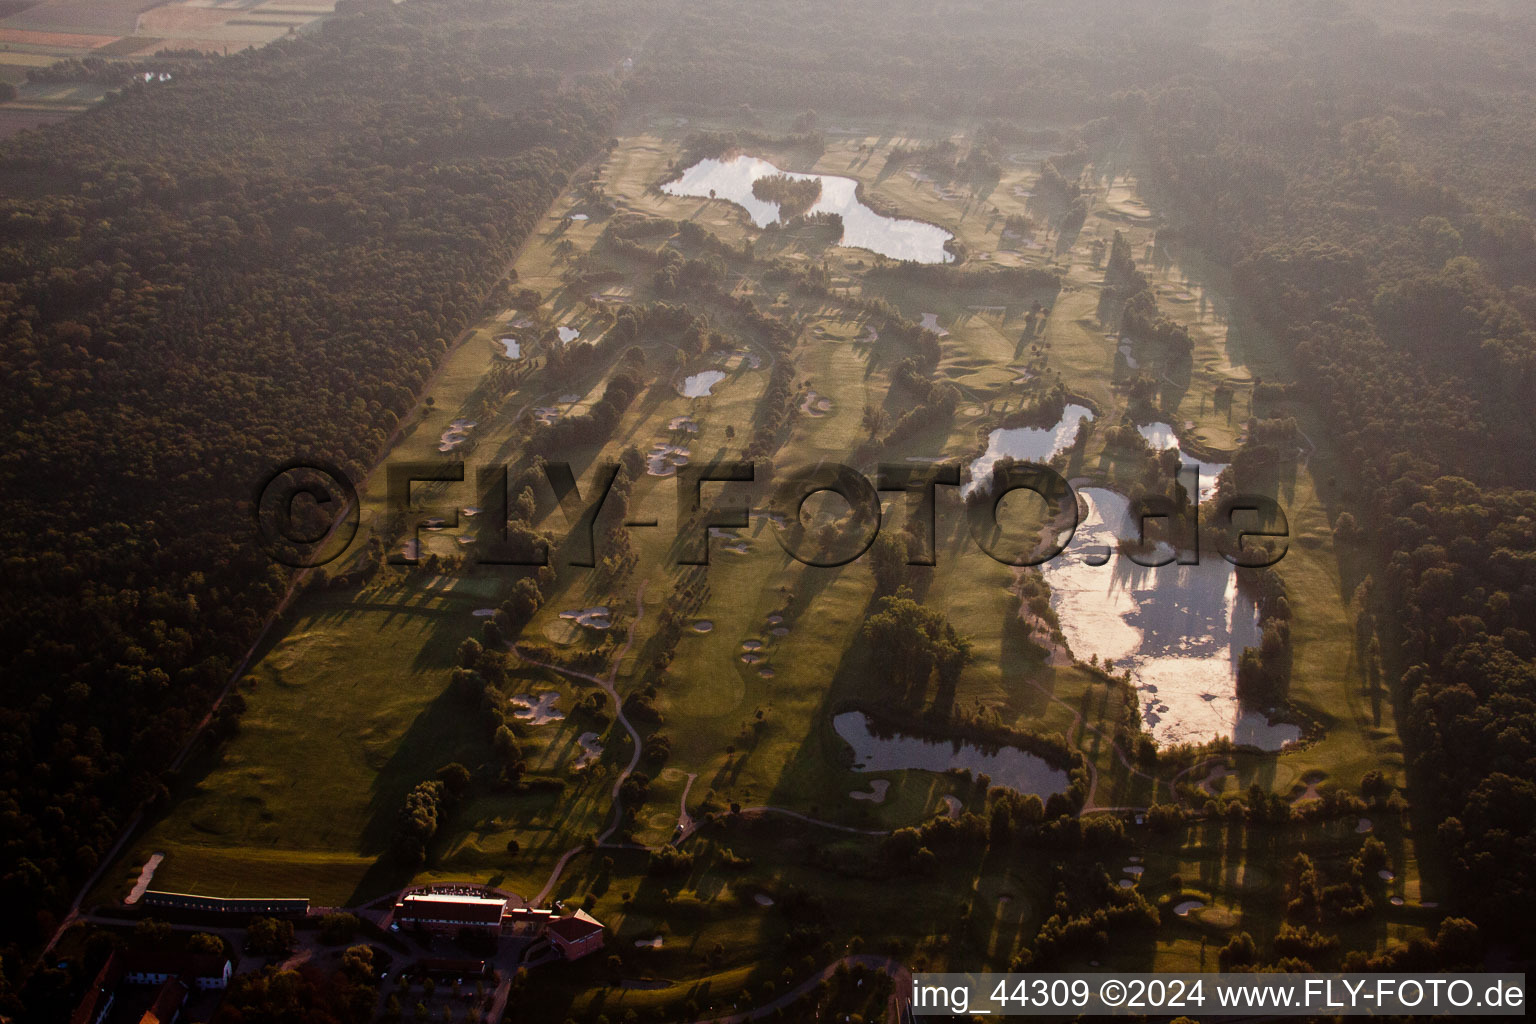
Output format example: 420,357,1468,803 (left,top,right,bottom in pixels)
107,110,1431,1018
0,0,336,136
